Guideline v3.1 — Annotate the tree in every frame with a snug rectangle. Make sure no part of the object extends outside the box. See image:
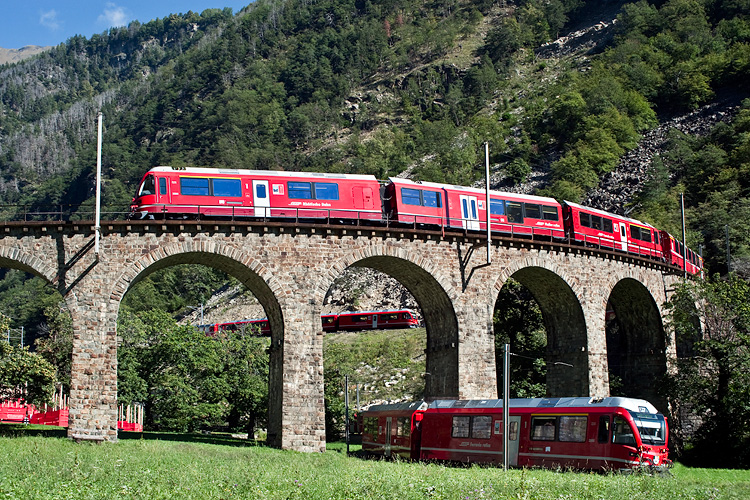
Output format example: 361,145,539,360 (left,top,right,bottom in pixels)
494,279,547,398
0,341,56,407
666,274,750,467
